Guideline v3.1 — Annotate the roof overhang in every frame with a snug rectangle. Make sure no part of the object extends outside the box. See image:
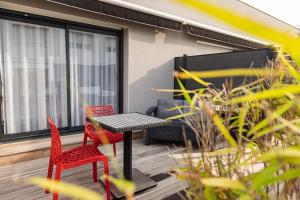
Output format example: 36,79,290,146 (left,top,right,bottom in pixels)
186,25,266,49
47,0,268,49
